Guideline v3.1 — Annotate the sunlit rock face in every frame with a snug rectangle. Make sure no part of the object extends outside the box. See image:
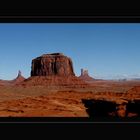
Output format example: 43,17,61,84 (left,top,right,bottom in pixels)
31,53,75,77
